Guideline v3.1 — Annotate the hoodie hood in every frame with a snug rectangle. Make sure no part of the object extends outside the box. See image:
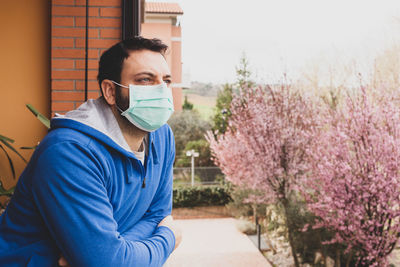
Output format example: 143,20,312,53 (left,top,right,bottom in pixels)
53,97,135,154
